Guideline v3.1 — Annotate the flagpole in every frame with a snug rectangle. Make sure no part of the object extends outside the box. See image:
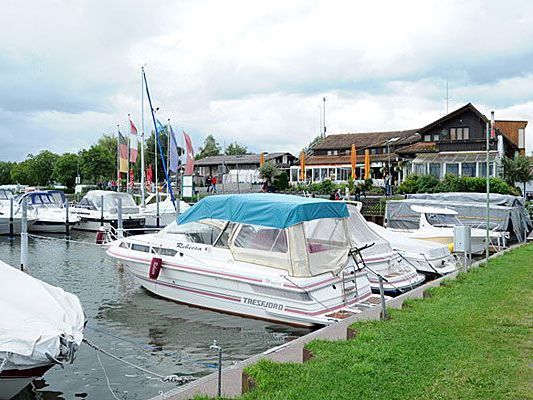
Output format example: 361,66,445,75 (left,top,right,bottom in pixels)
140,66,146,207
127,114,131,194
167,118,171,194
116,124,120,192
